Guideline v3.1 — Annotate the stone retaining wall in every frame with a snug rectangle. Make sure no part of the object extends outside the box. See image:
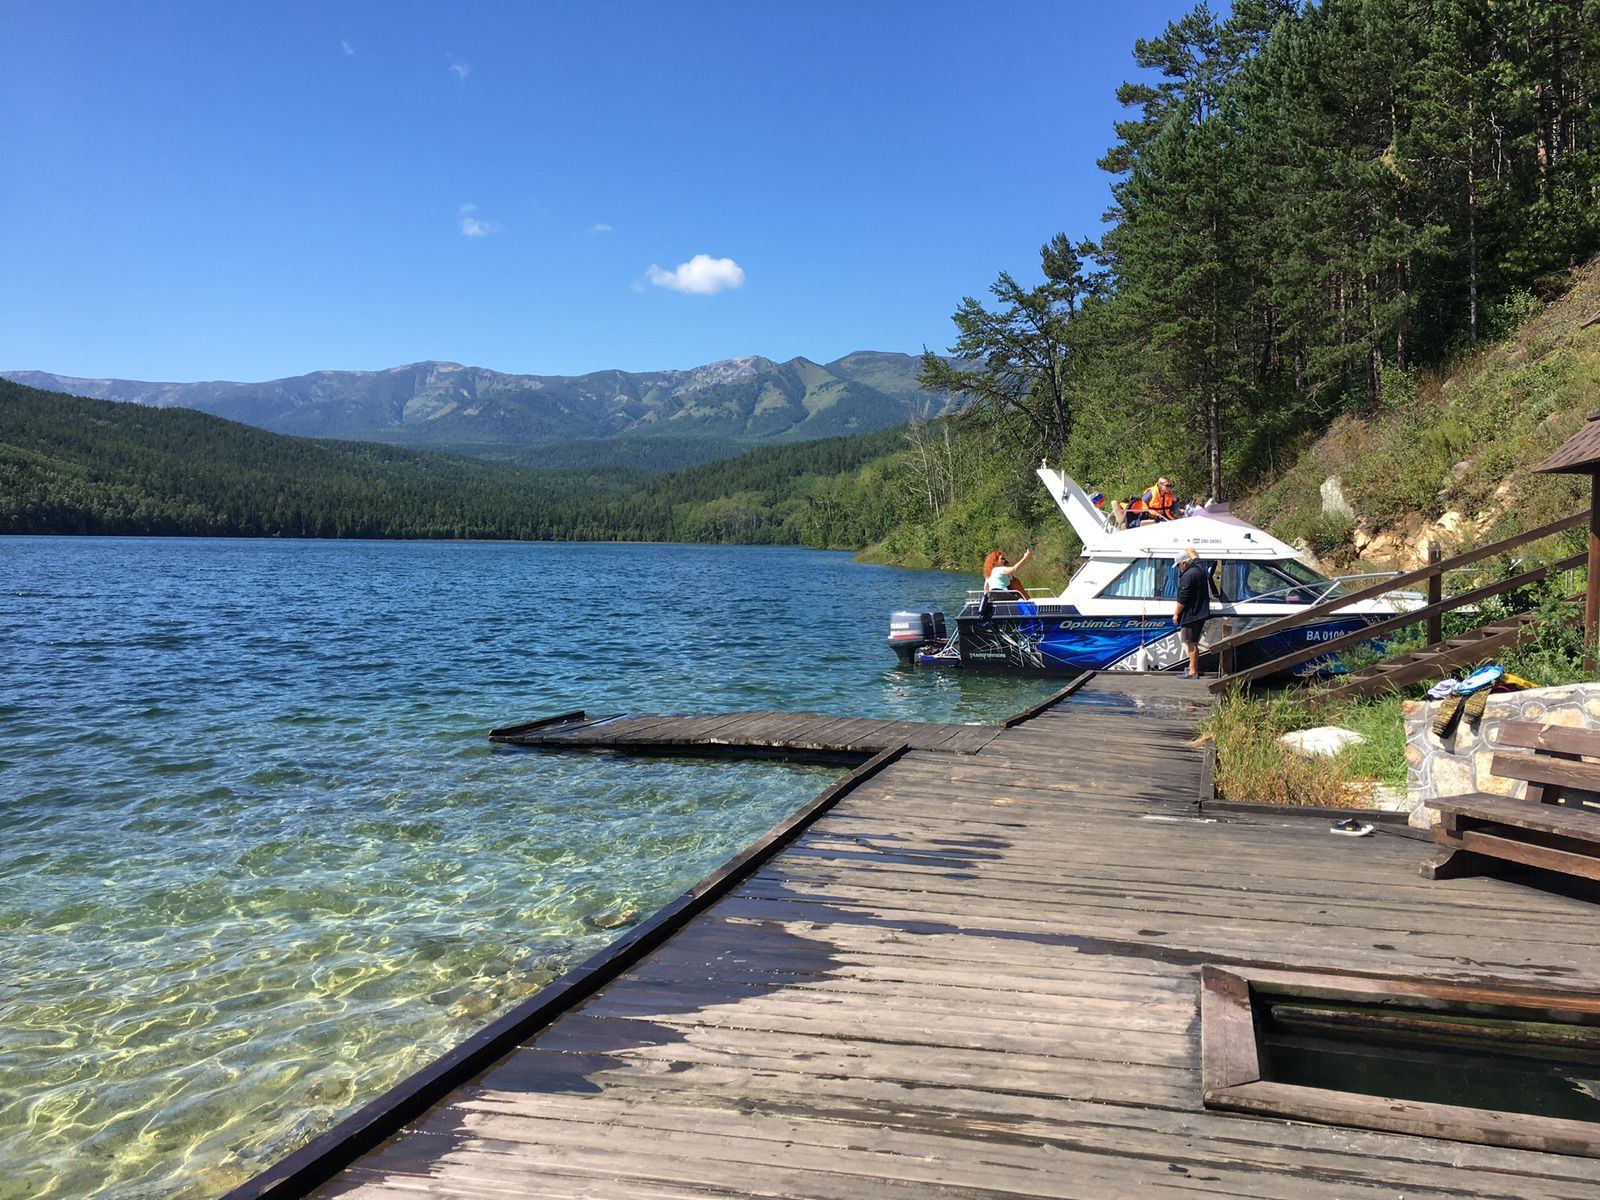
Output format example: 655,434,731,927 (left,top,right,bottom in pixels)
1404,683,1600,827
